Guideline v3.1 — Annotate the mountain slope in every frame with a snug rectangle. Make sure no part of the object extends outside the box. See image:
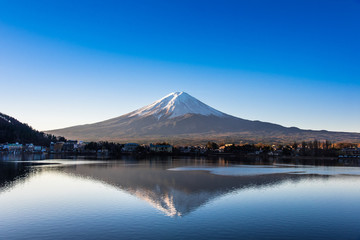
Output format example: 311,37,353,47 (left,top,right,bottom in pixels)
46,92,360,144
0,112,61,145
